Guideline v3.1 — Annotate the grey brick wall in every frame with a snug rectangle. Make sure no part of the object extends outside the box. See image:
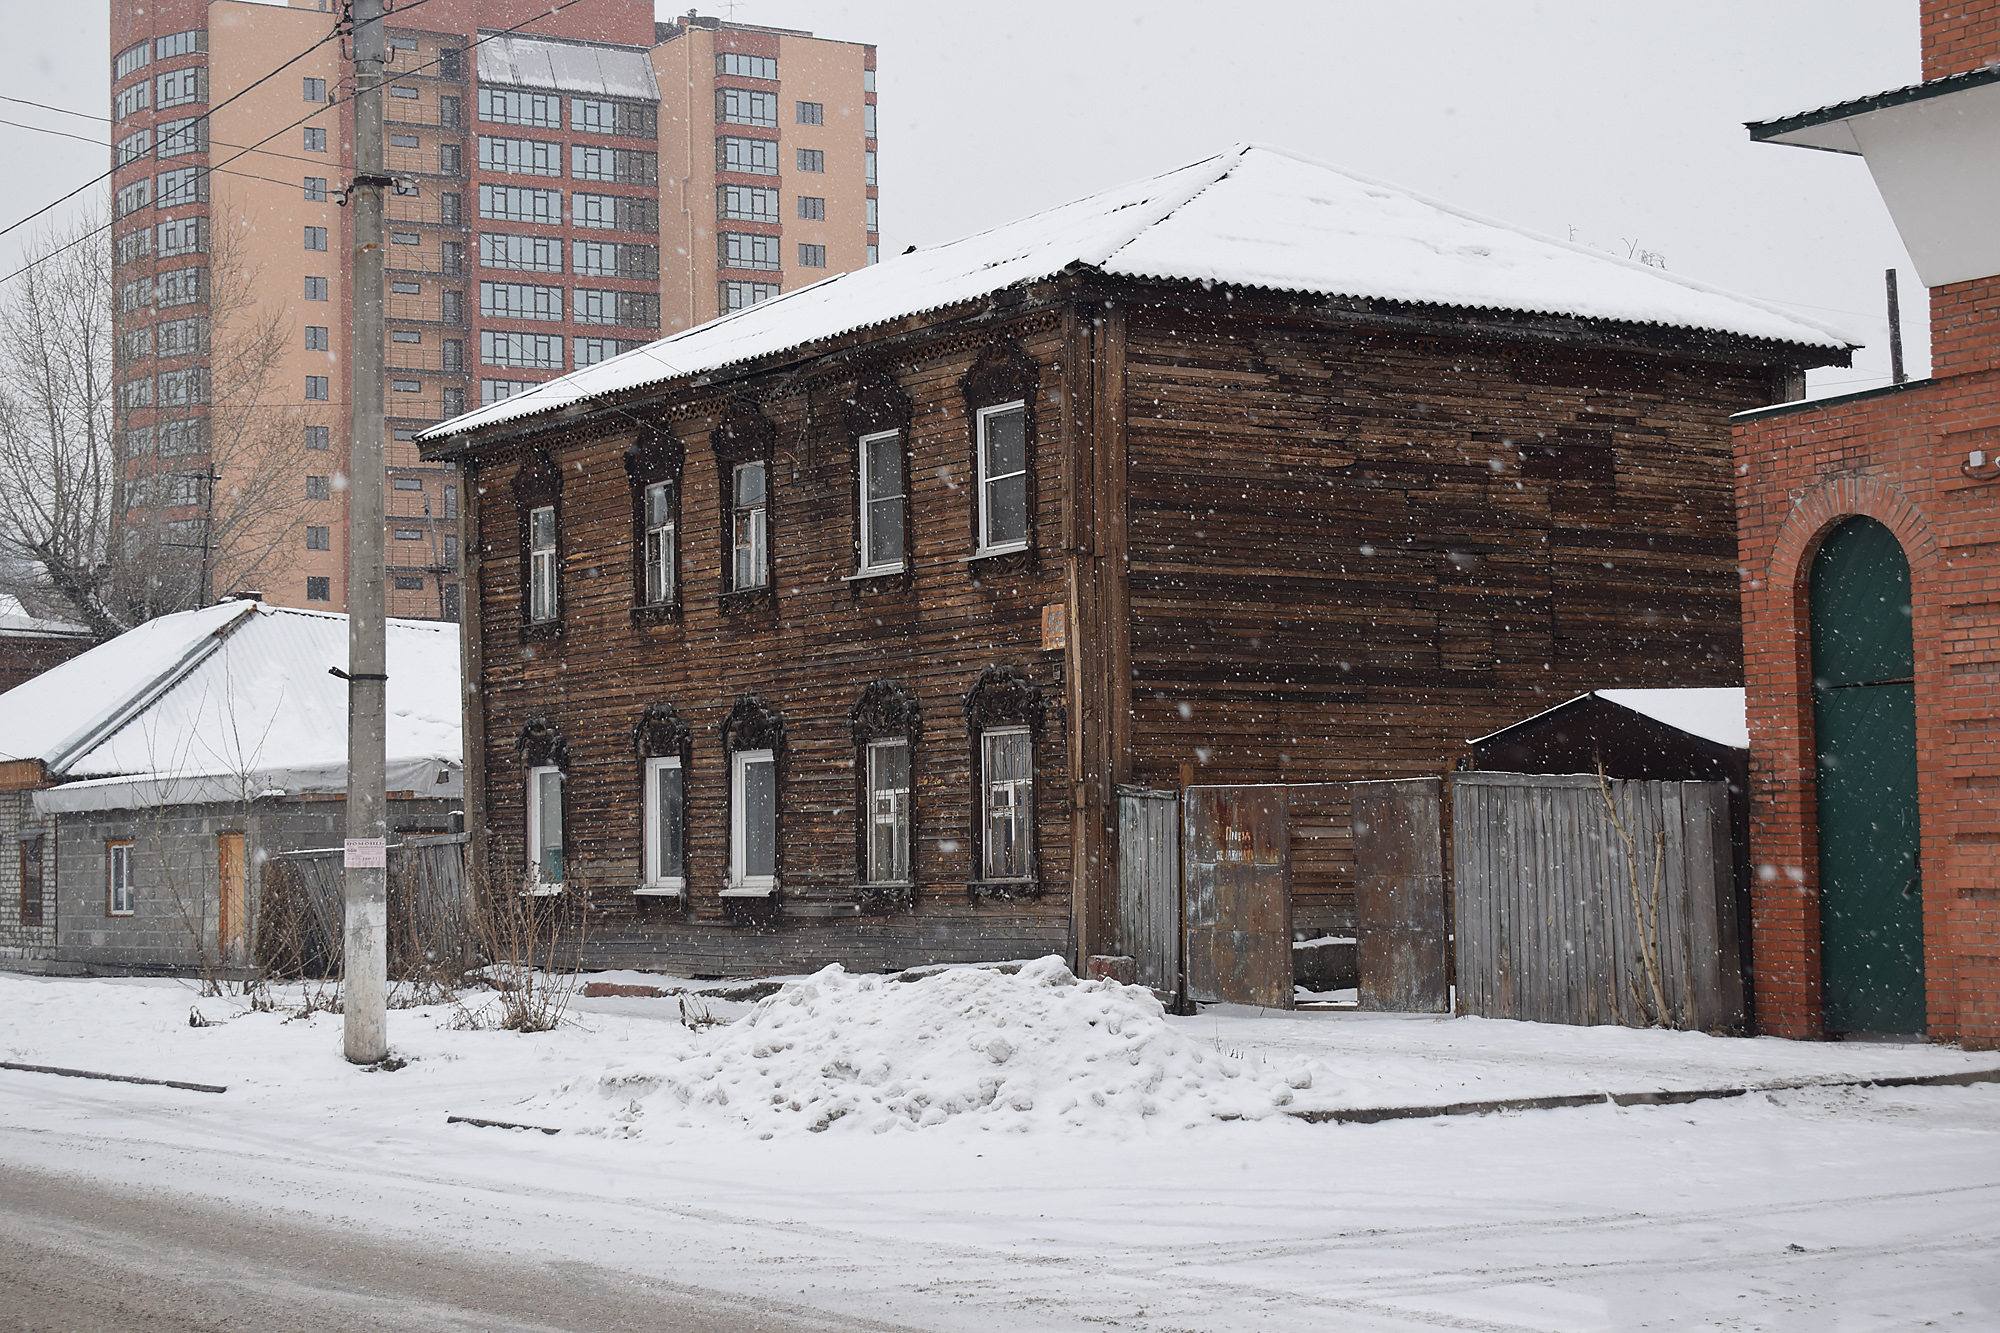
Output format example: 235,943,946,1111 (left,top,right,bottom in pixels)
0,790,57,963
